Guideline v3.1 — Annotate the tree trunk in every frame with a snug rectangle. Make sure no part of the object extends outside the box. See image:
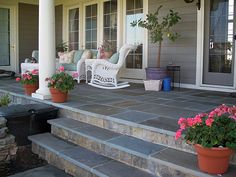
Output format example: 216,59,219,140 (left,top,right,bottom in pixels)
157,42,162,68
